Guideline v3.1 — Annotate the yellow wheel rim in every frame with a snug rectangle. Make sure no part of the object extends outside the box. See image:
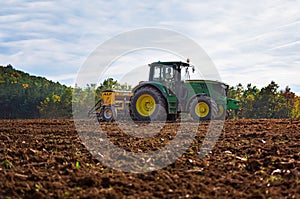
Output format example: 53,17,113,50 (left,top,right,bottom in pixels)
195,102,209,117
216,104,225,118
136,94,156,117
